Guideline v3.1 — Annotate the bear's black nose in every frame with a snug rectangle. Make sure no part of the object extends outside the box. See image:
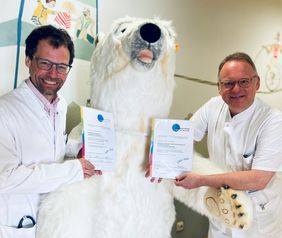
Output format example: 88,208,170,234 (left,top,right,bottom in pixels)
139,23,161,43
